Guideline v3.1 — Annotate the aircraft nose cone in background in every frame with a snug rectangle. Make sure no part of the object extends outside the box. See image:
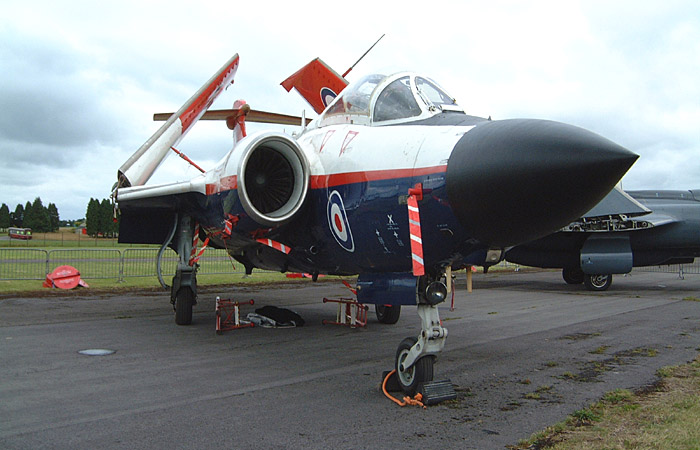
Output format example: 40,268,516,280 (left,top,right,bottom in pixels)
446,119,638,247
